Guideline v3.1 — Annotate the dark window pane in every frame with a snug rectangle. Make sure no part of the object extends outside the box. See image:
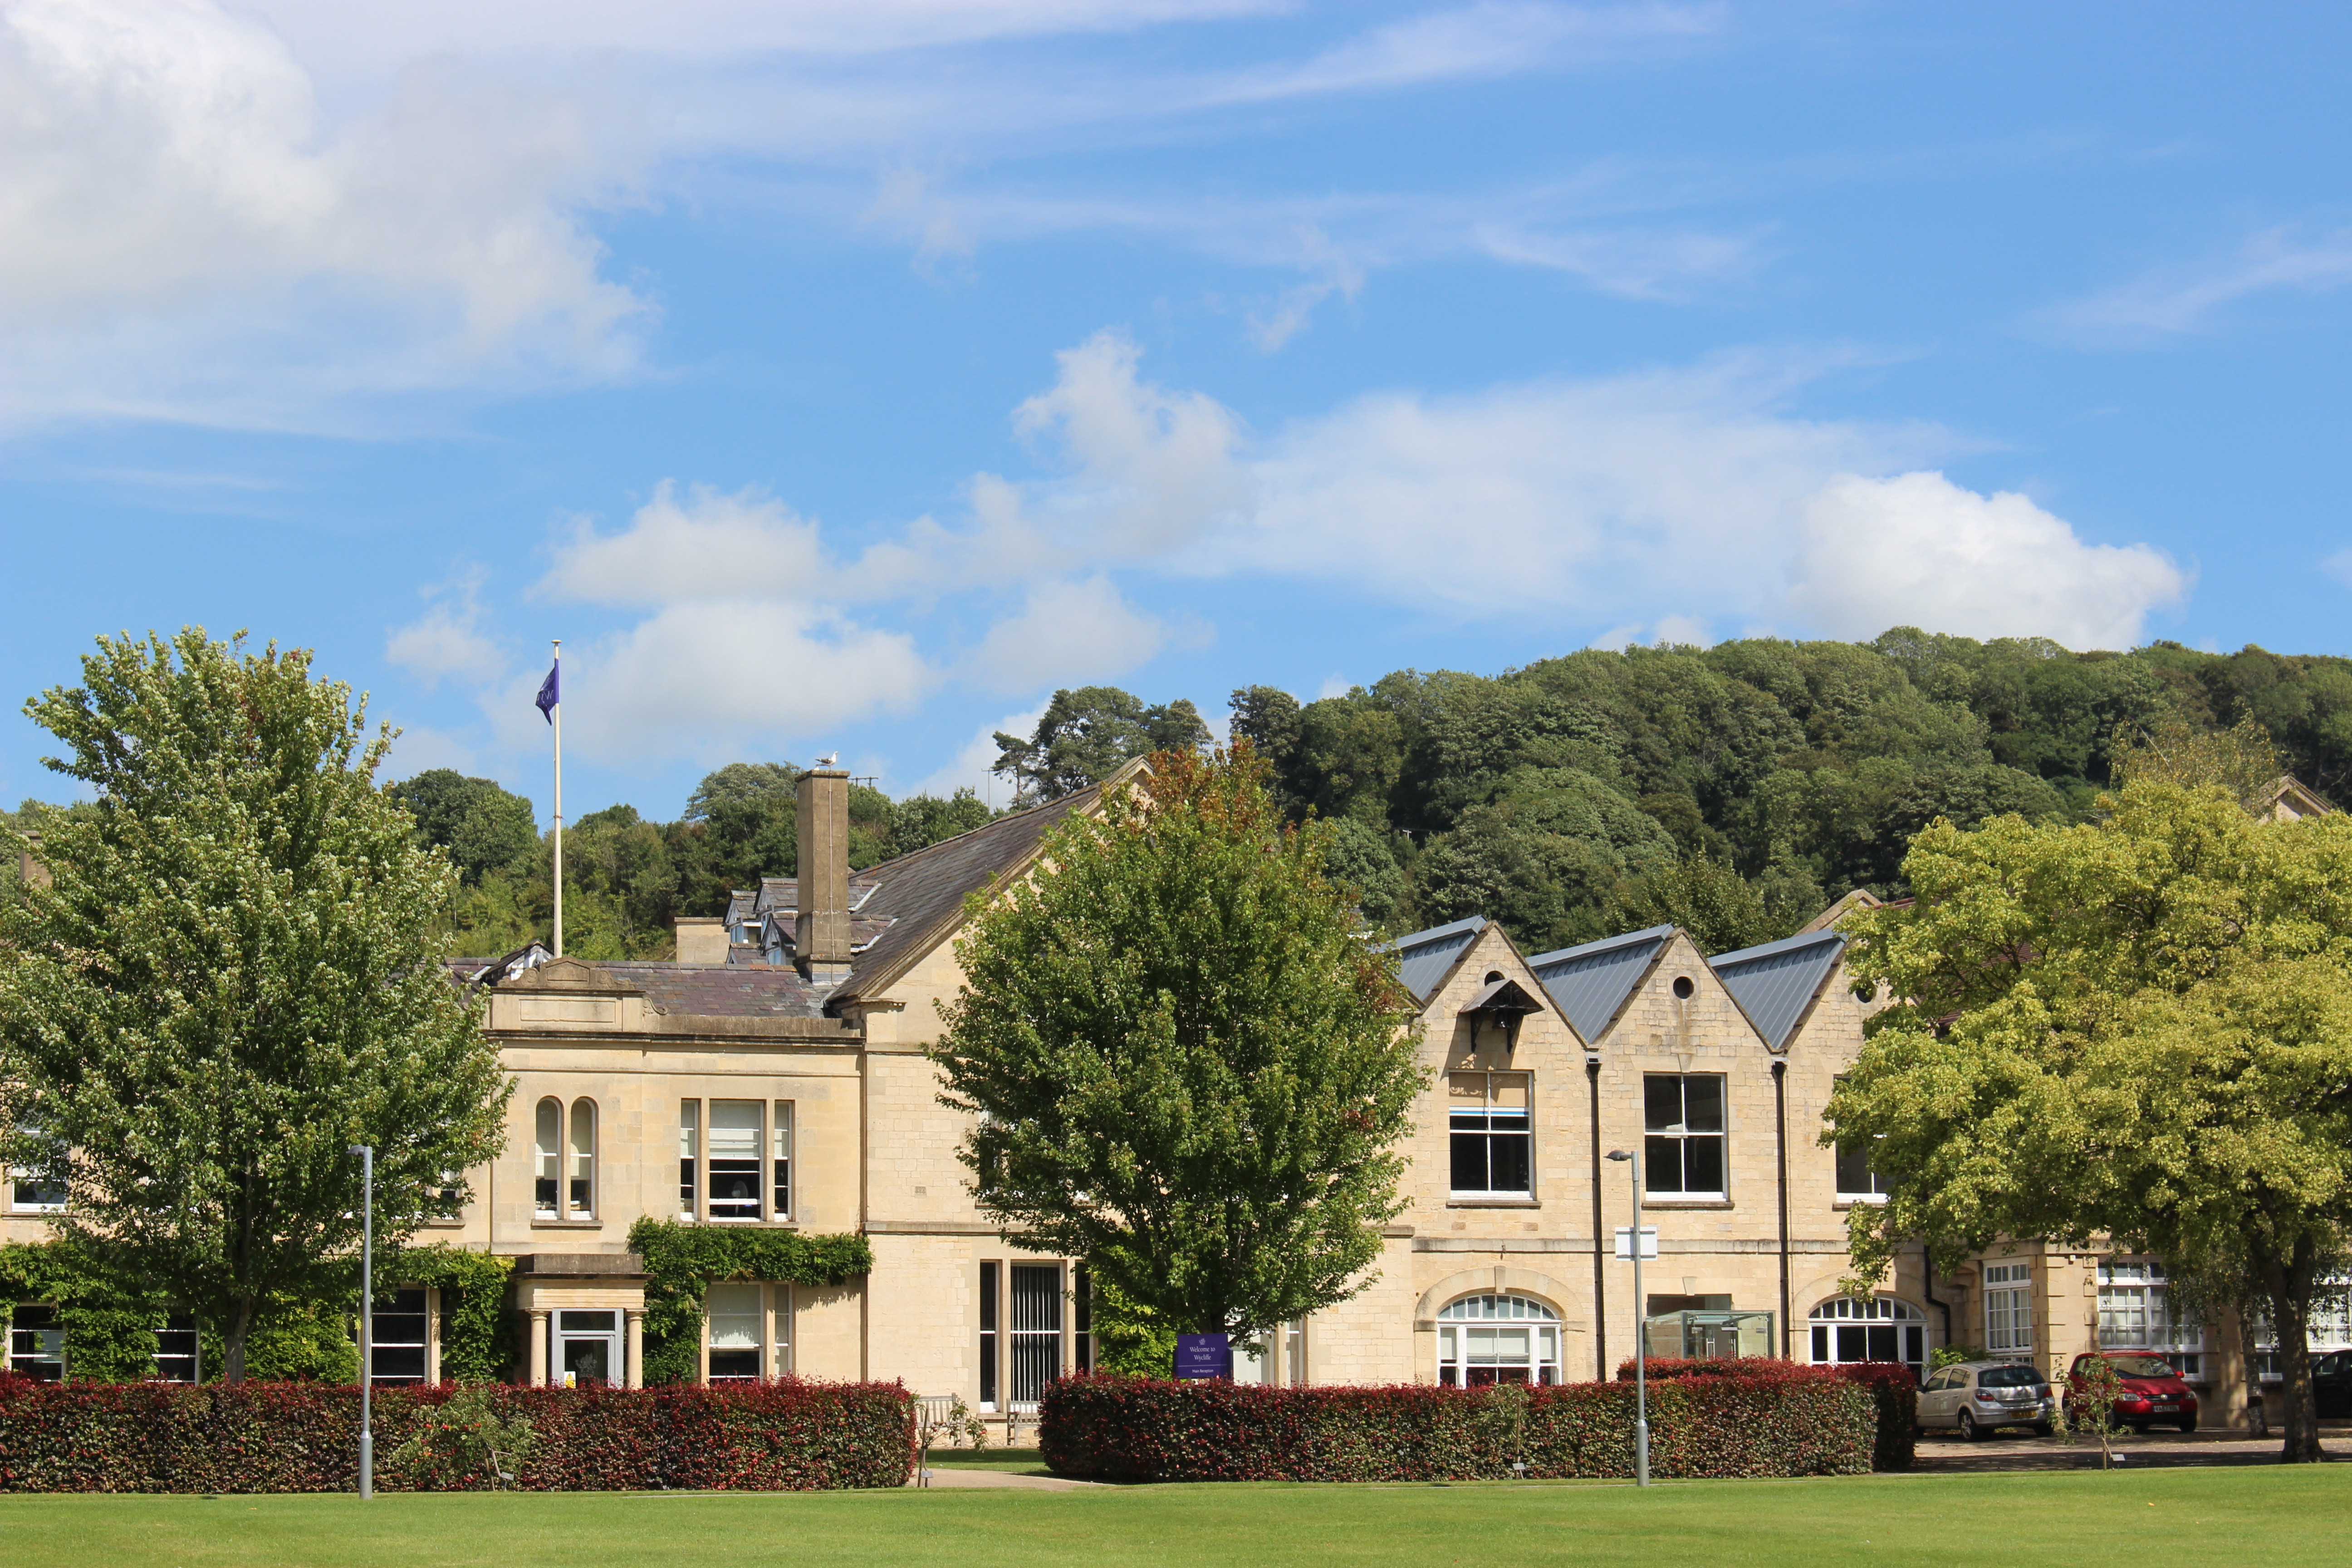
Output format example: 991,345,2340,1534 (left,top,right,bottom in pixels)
1836,1325,1866,1362
1684,1075,1725,1133
1451,1132,1488,1191
772,1160,789,1217
1644,1135,1680,1193
709,1348,760,1380
1643,1075,1681,1132
1867,1325,1897,1361
1812,1325,1829,1362
1686,1136,1725,1194
535,1176,558,1211
372,1346,426,1382
1488,1132,1531,1194
1835,1143,1875,1194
